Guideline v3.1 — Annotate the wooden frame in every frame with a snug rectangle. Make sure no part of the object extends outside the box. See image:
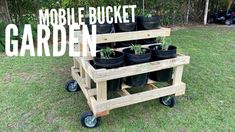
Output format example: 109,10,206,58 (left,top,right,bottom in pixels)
71,28,190,117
